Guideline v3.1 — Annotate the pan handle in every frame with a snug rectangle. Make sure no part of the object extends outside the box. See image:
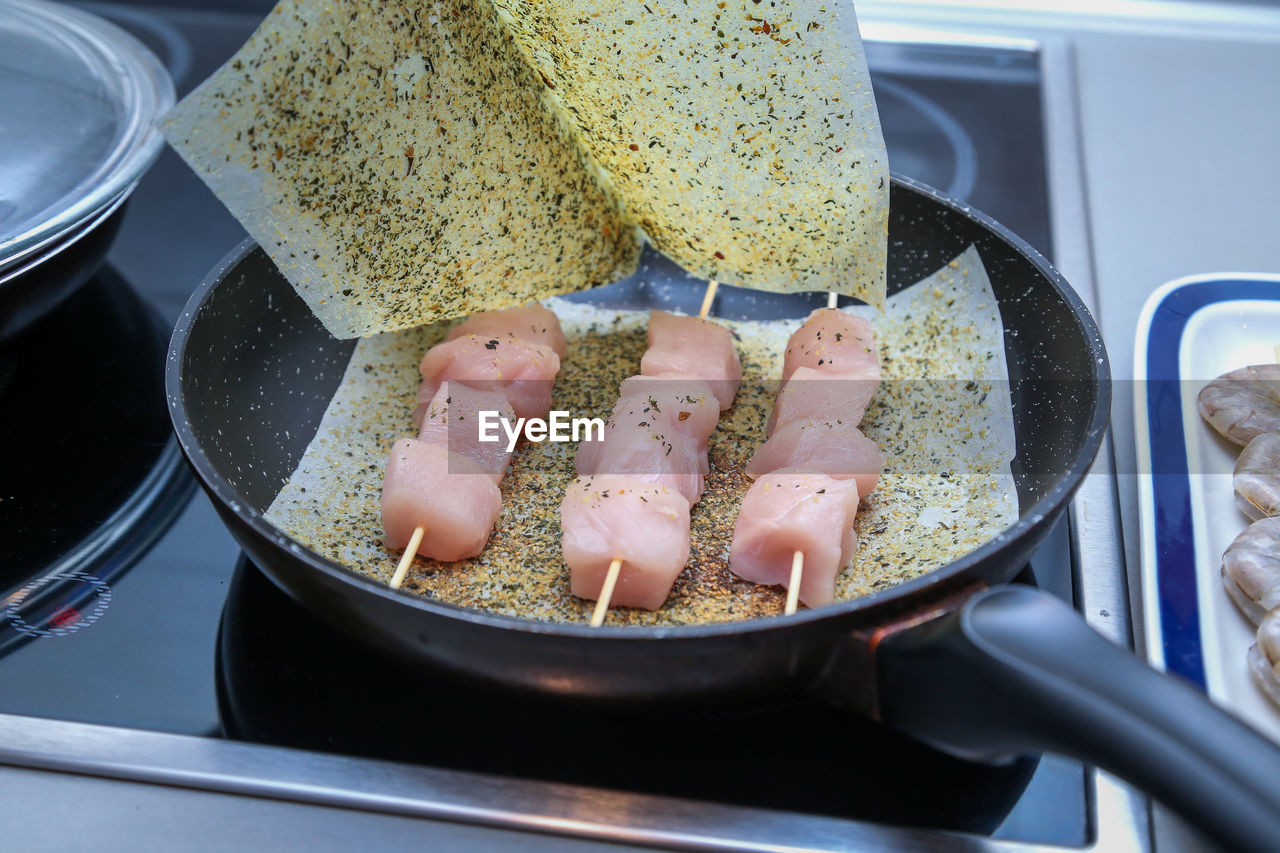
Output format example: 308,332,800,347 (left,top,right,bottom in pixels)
876,586,1280,852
